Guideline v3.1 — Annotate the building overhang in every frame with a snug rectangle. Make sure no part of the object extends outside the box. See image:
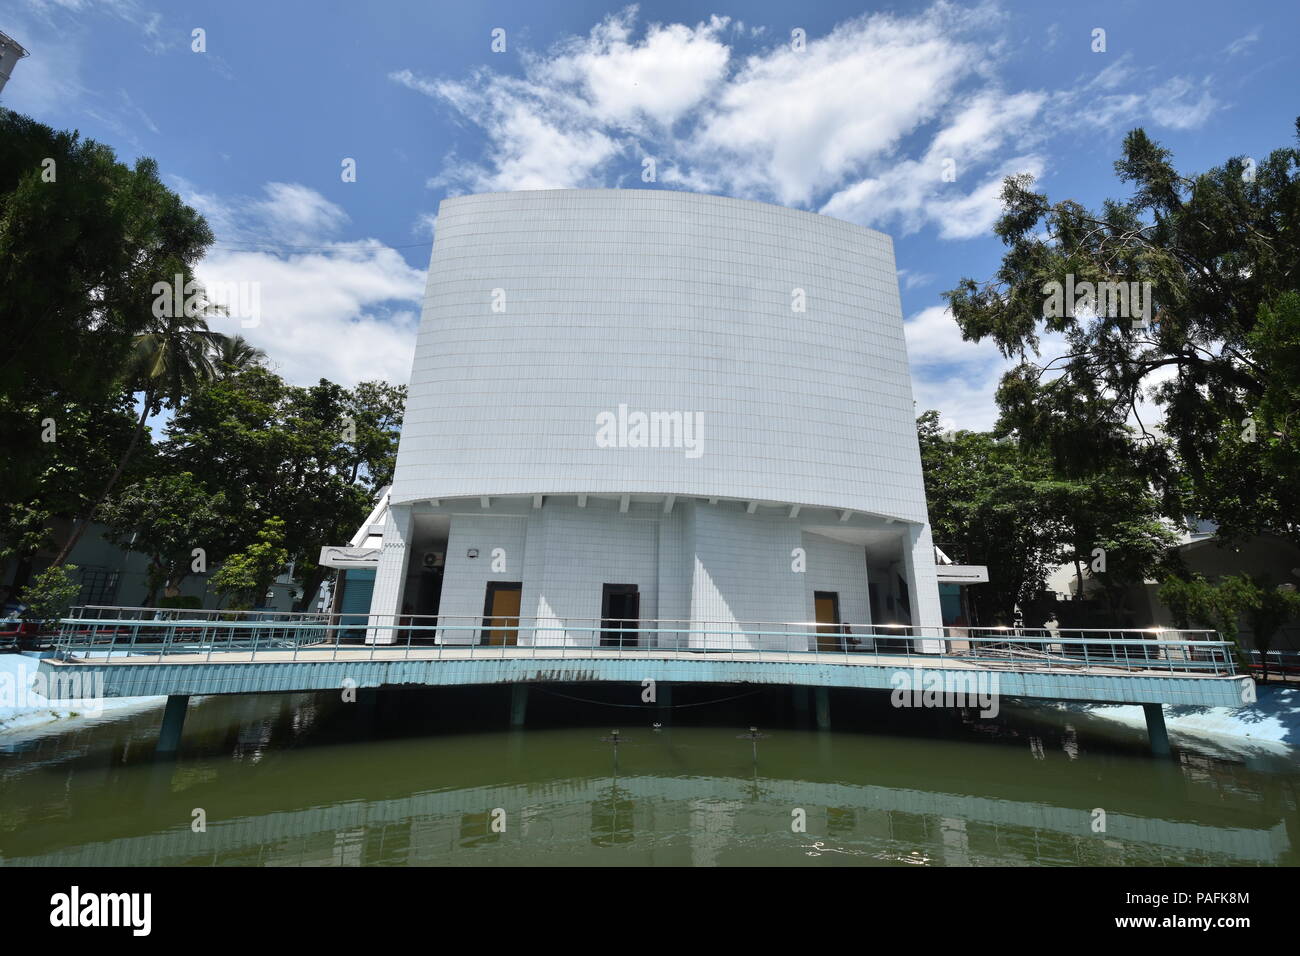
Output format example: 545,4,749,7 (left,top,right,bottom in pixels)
319,546,382,570
935,565,989,584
